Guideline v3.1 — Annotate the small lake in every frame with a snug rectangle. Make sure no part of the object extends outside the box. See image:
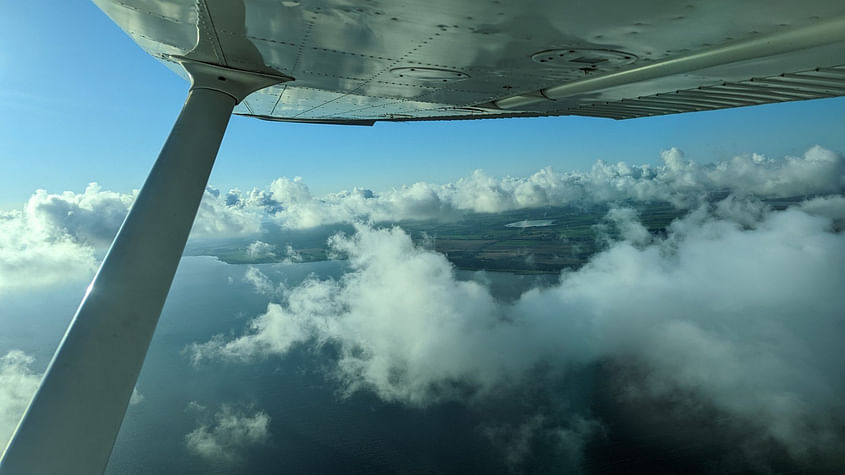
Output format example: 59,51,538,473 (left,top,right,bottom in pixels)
504,219,554,228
